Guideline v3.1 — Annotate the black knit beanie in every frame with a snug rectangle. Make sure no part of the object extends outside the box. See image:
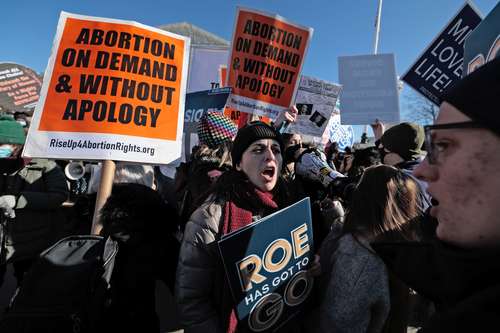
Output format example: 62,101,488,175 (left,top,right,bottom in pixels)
441,56,500,136
380,122,424,161
231,121,284,168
